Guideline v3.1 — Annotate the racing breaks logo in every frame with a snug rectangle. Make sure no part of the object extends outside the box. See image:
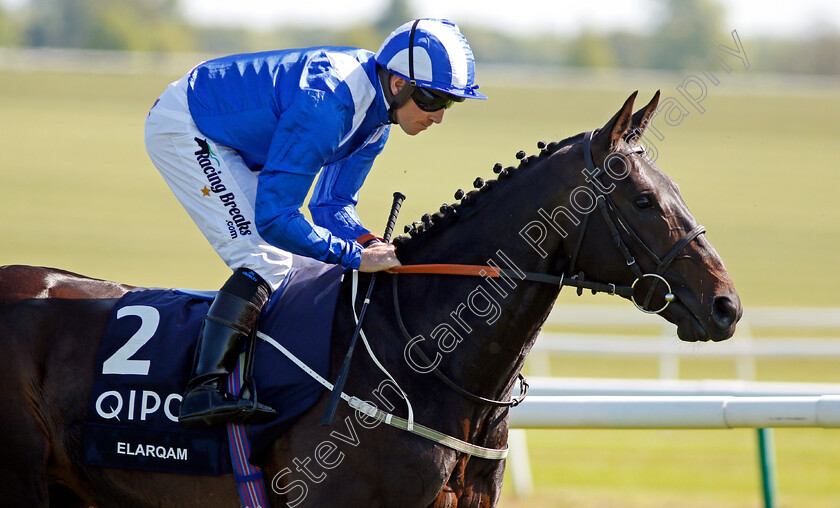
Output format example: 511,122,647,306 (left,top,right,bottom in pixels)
194,137,253,239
